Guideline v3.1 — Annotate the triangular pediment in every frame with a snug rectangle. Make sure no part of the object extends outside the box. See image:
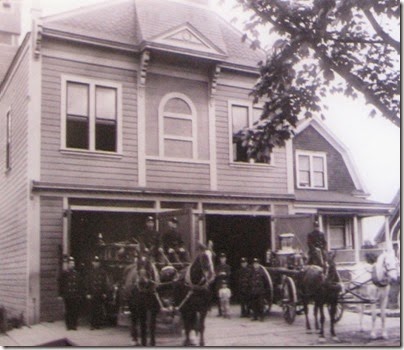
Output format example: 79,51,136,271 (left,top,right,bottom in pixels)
150,23,225,56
